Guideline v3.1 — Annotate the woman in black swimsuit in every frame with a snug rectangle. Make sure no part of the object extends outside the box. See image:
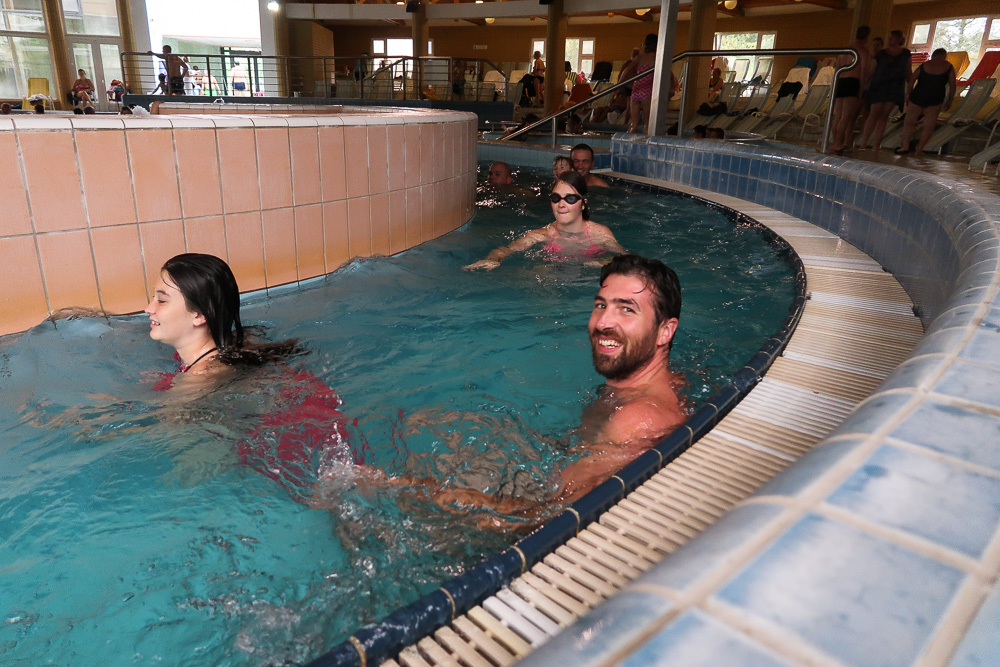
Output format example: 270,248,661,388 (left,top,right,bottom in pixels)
859,30,911,150
897,48,956,156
